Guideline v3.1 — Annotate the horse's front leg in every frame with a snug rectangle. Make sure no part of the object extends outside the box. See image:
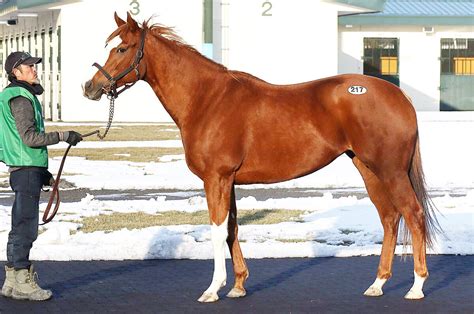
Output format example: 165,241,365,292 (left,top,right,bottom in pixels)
197,174,234,303
226,186,249,298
